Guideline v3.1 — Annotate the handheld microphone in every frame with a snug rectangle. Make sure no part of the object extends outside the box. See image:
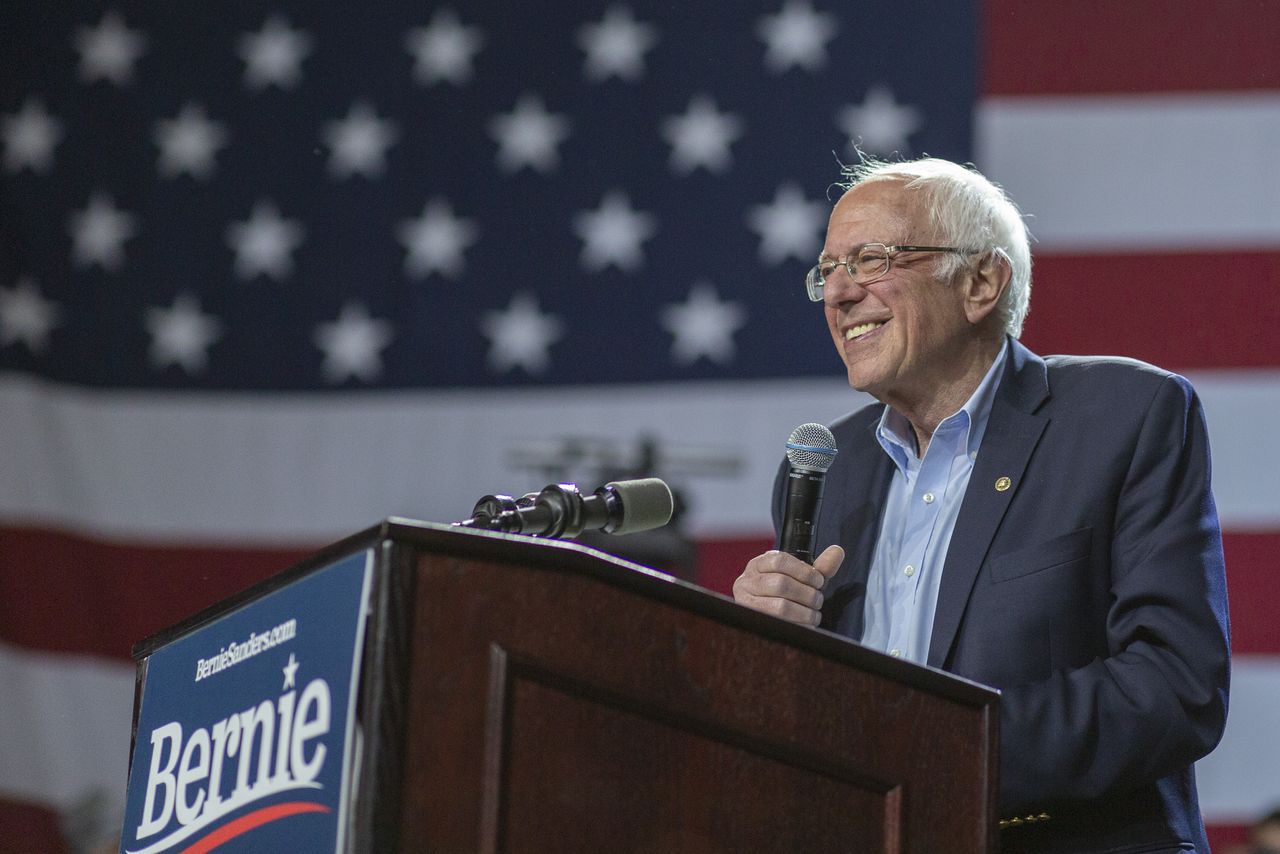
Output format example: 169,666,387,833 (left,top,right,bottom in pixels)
779,423,838,564
457,477,674,540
